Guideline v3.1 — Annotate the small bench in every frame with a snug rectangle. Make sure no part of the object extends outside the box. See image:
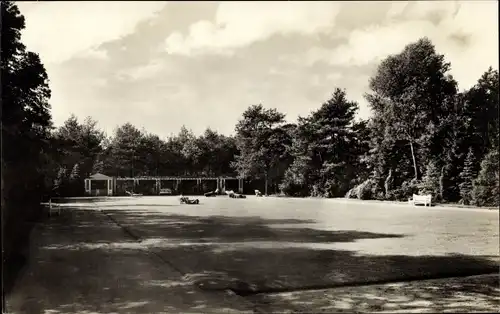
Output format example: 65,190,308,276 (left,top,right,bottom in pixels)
409,194,432,207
